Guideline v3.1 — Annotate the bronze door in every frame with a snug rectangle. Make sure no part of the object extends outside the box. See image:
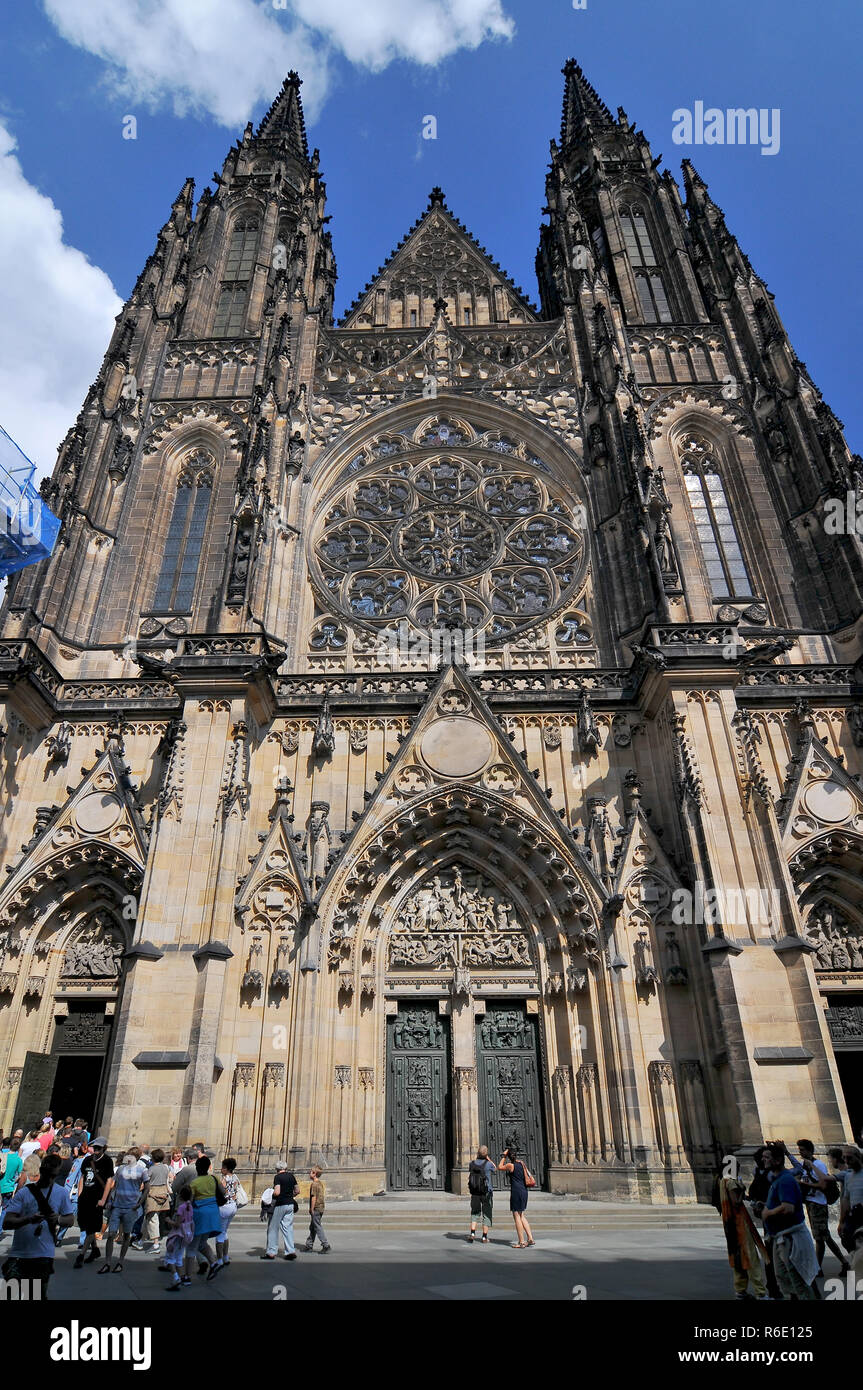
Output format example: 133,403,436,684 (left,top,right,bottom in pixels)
387,1006,451,1191
476,1004,546,1190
